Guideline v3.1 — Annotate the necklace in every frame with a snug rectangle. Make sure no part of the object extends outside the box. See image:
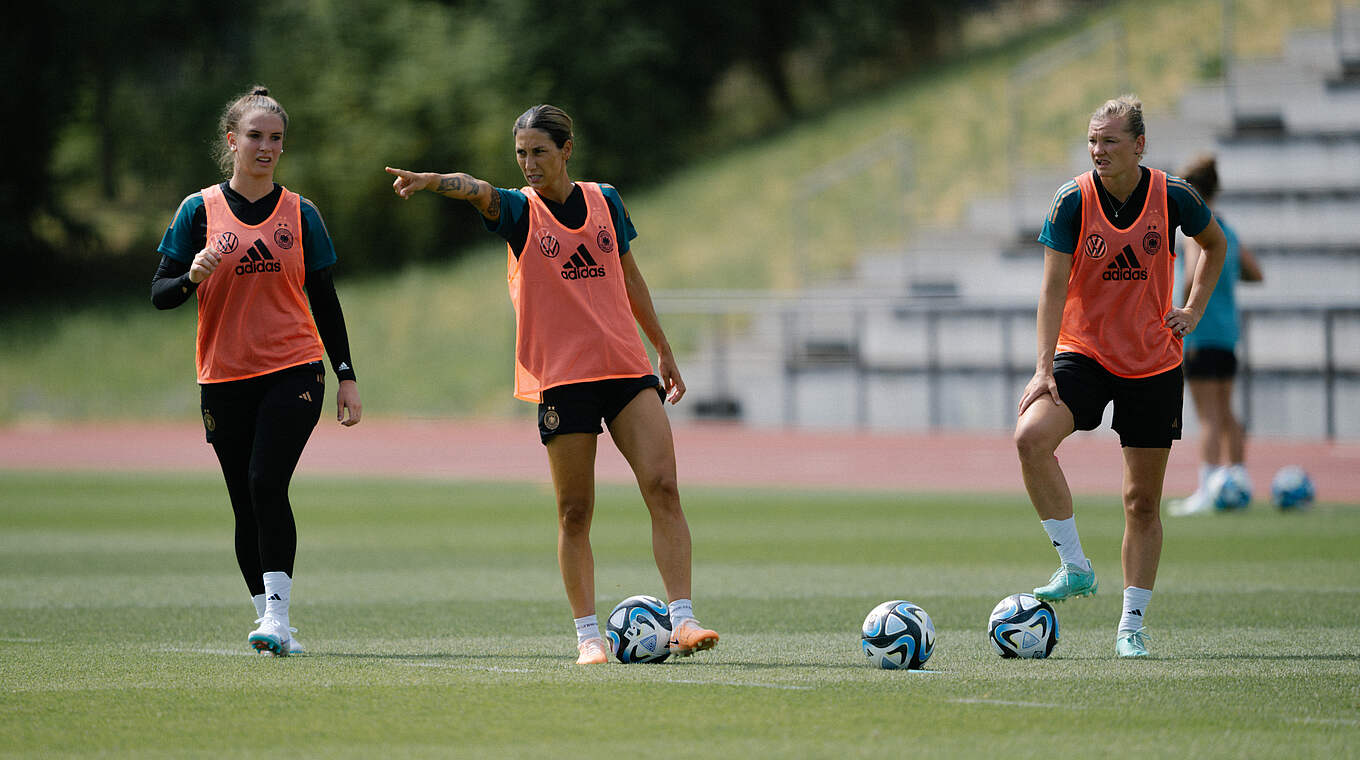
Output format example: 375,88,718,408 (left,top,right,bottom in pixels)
1099,178,1135,219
